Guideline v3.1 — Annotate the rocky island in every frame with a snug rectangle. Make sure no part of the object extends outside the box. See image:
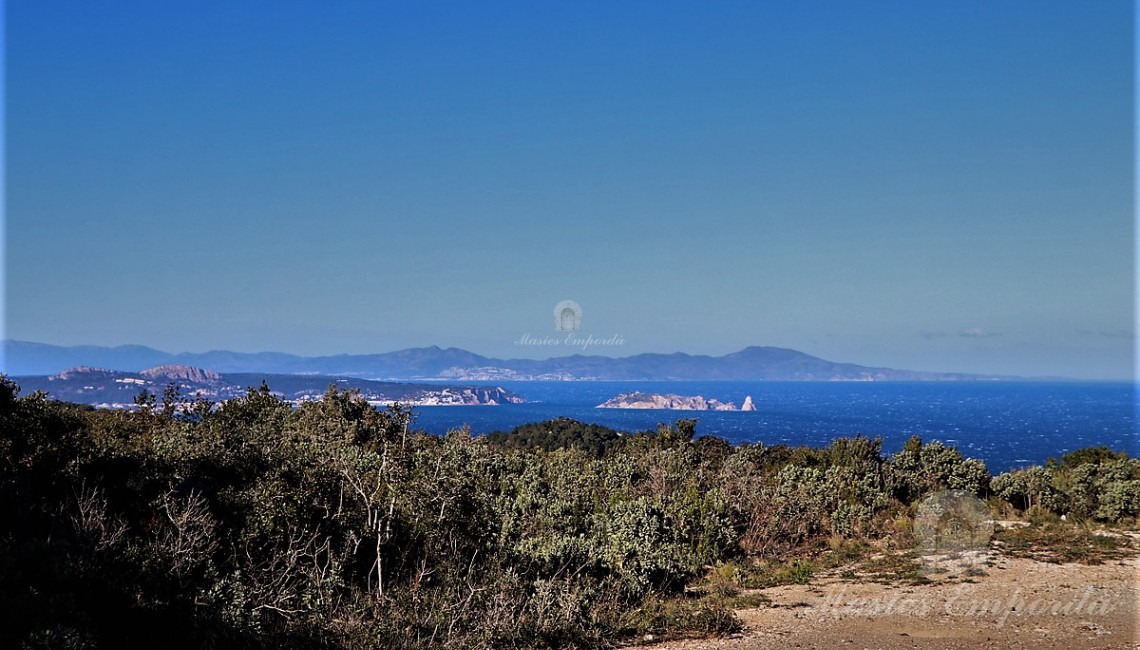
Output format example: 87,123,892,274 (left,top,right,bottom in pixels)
597,392,757,411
